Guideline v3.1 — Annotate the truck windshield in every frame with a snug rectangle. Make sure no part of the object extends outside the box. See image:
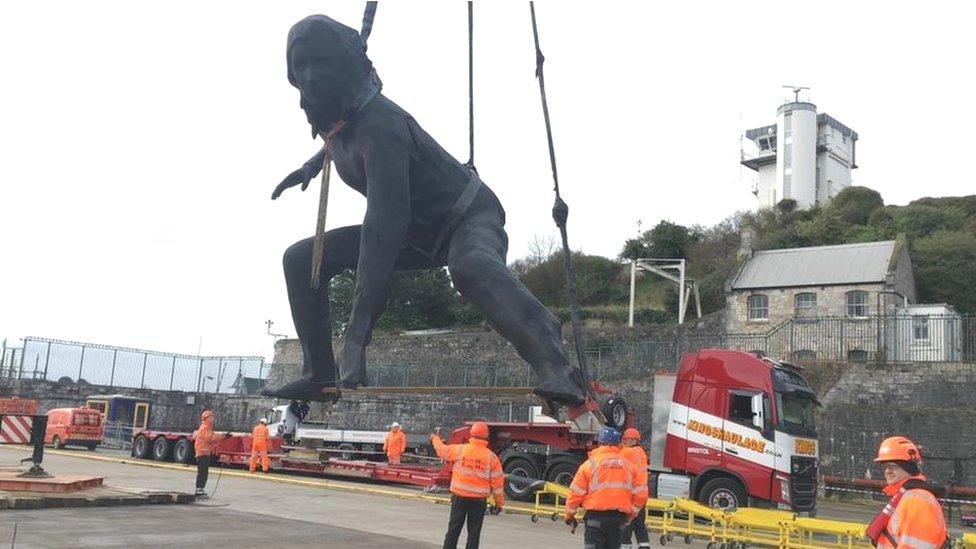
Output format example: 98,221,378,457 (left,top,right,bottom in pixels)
776,391,817,435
